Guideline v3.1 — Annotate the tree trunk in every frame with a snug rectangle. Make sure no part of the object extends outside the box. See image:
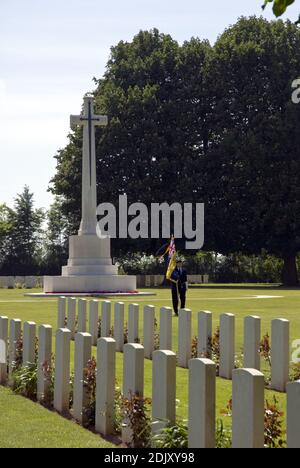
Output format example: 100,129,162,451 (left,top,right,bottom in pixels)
282,254,299,286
